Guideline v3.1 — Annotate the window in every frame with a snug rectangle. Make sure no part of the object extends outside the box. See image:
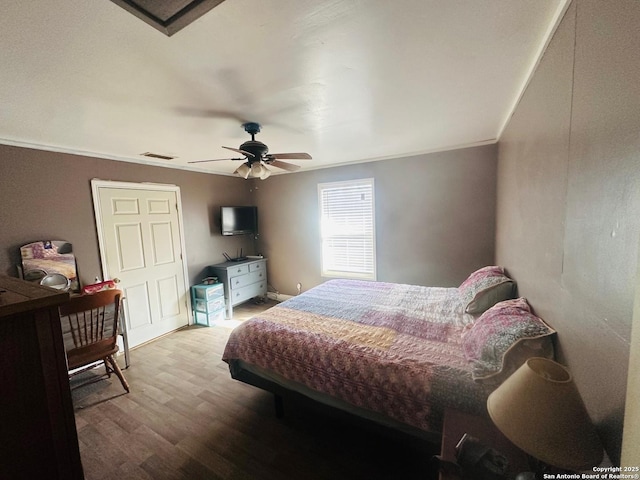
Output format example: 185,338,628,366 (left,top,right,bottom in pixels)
318,178,376,280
